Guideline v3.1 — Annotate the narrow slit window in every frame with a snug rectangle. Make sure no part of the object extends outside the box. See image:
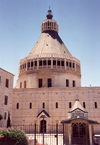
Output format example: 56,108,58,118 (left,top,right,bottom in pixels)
53,60,56,65
56,102,58,108
48,60,51,65
39,60,42,66
16,103,19,109
30,103,32,109
4,96,8,105
95,102,97,108
5,79,9,88
83,102,86,108
43,102,45,108
20,82,22,88
24,81,26,88
69,102,72,108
